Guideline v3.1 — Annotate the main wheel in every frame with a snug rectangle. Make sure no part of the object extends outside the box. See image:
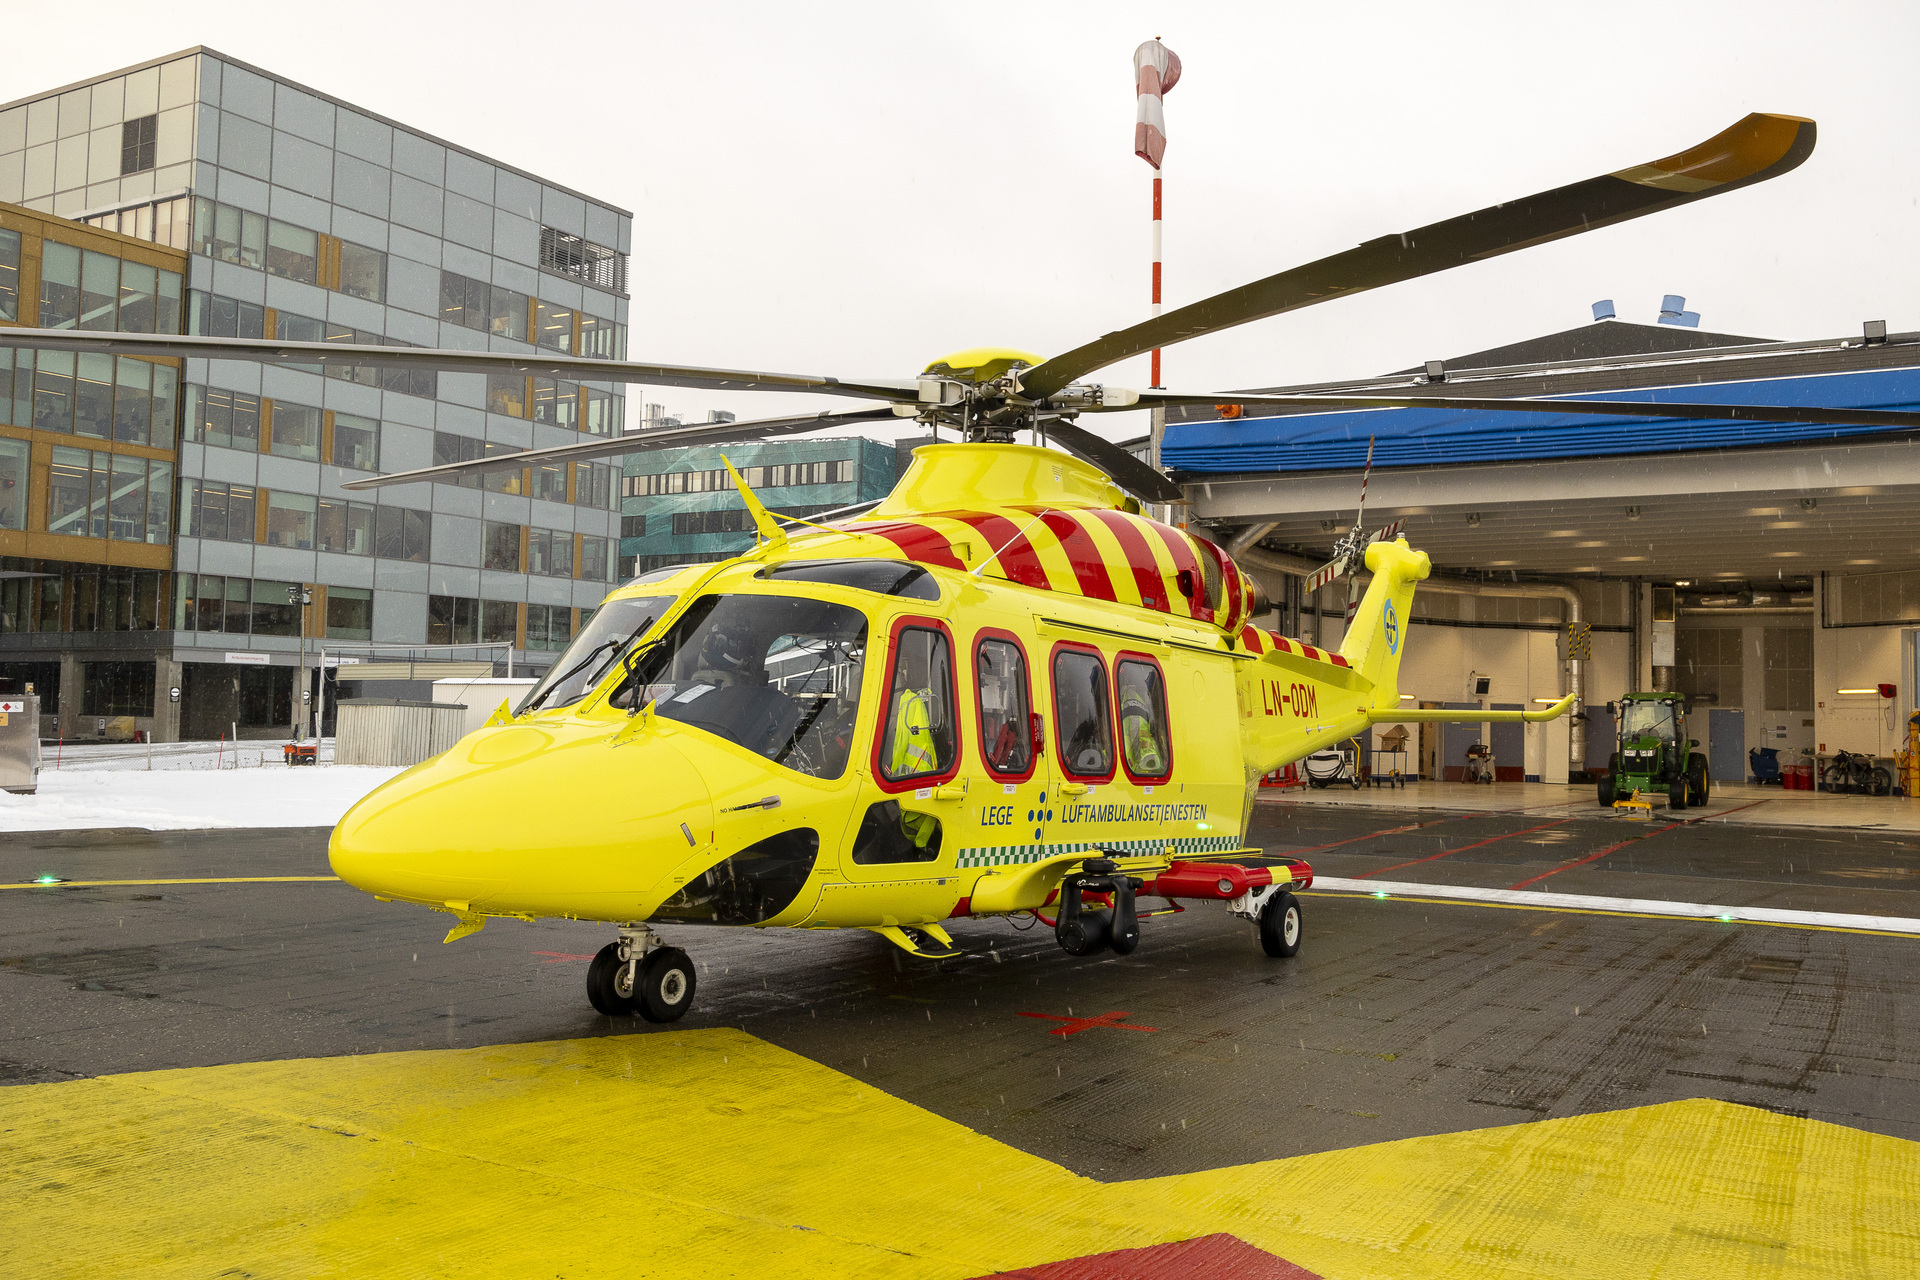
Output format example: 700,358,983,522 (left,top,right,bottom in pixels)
586,942,637,1016
1260,891,1302,958
634,947,697,1022
1056,910,1112,956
